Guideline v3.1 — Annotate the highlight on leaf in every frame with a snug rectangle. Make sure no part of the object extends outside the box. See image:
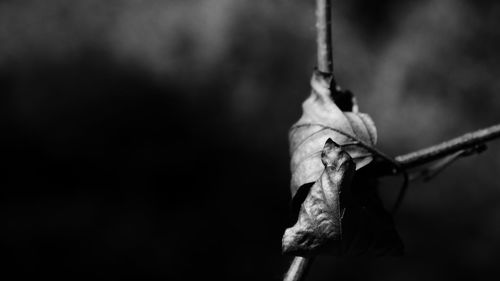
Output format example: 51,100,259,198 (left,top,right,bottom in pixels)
288,70,377,199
